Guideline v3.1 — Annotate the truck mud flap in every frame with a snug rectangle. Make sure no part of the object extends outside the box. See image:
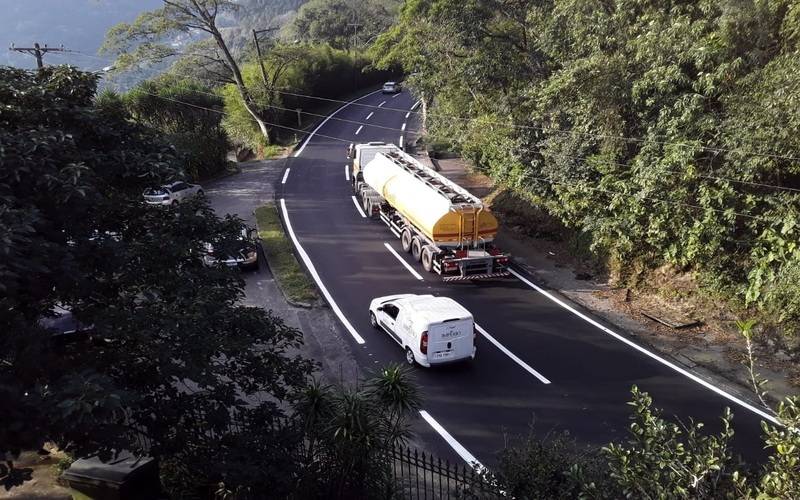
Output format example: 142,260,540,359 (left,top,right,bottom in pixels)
442,271,511,282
